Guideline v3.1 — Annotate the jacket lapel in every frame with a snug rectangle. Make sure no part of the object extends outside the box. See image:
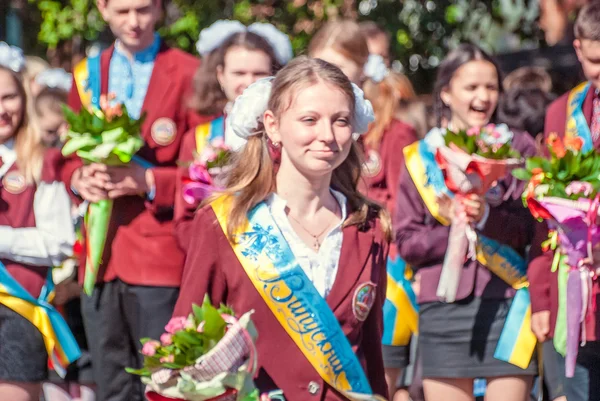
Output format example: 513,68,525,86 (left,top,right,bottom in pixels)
140,44,177,125
100,46,114,95
326,223,375,312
